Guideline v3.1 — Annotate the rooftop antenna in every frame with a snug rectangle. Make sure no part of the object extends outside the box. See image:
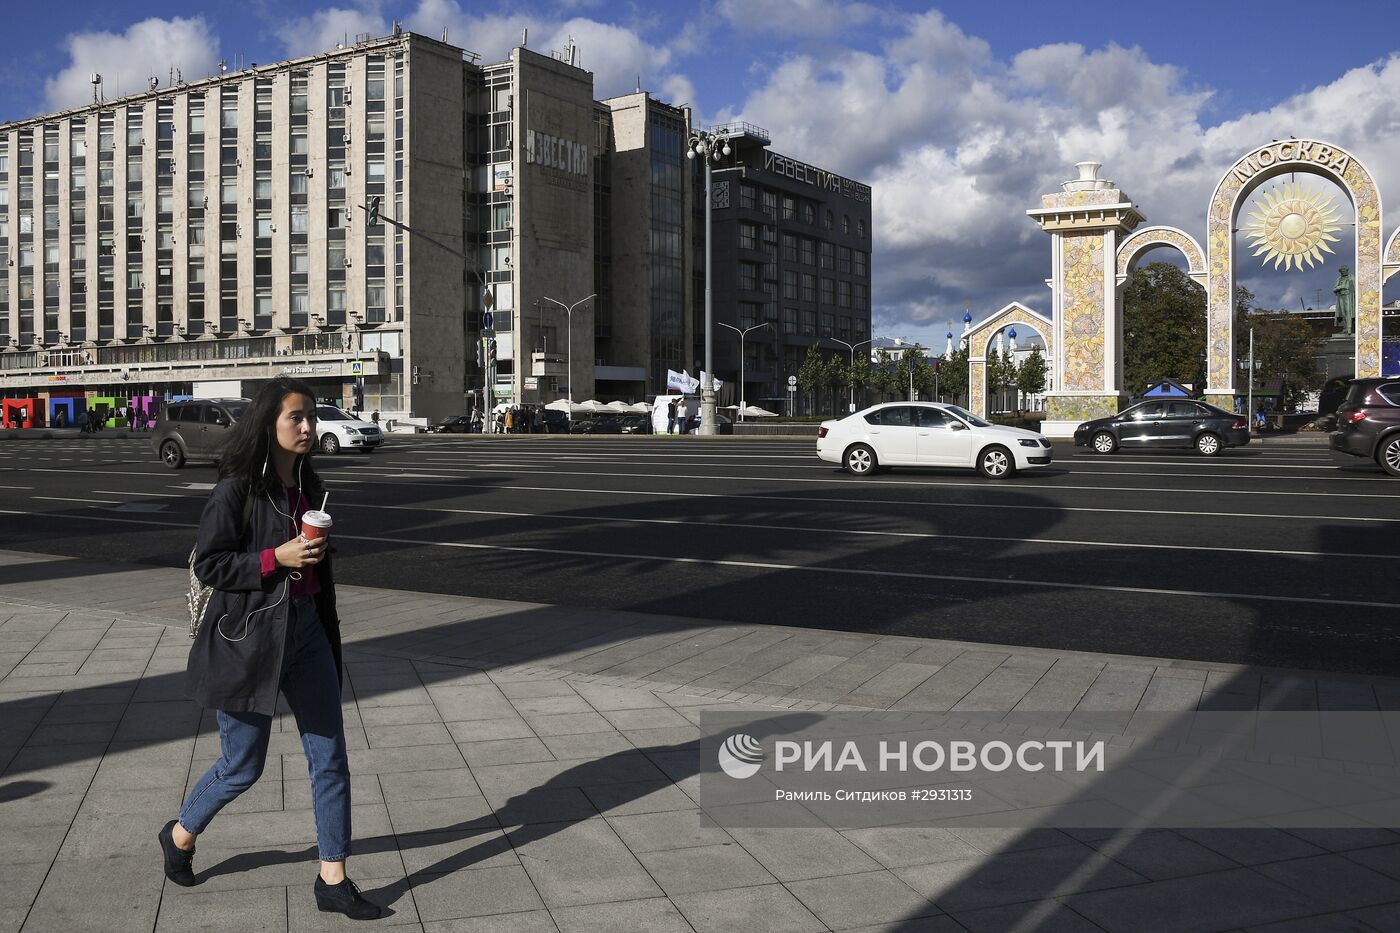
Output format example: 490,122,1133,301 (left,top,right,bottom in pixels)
521,27,528,47
392,20,402,36
218,59,227,74
148,76,159,91
90,72,102,104
569,35,578,67
636,74,641,93
442,27,449,43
